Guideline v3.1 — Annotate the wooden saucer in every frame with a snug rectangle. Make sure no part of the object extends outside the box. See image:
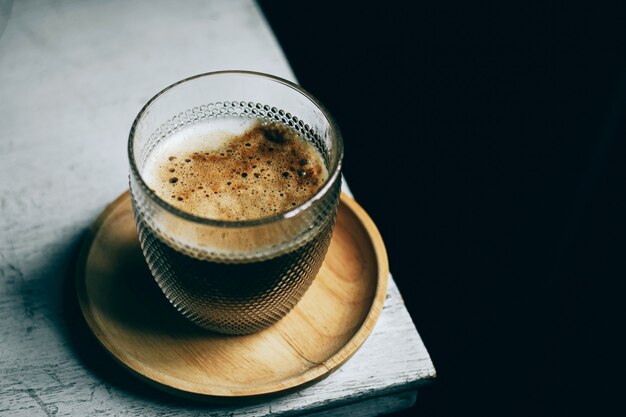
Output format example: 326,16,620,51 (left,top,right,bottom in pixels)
75,192,388,400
